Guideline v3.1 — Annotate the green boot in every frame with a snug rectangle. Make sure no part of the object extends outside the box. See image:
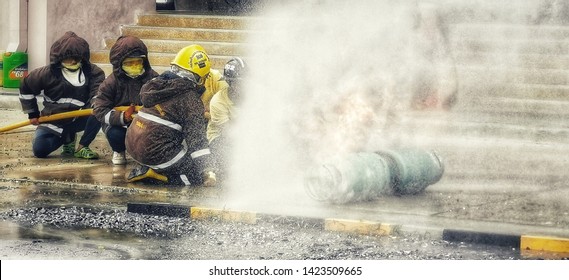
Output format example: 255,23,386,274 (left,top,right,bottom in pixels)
74,146,99,159
61,140,76,157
